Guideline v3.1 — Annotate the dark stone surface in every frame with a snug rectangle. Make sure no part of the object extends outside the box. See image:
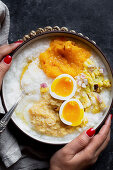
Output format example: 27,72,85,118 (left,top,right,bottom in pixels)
2,0,113,169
